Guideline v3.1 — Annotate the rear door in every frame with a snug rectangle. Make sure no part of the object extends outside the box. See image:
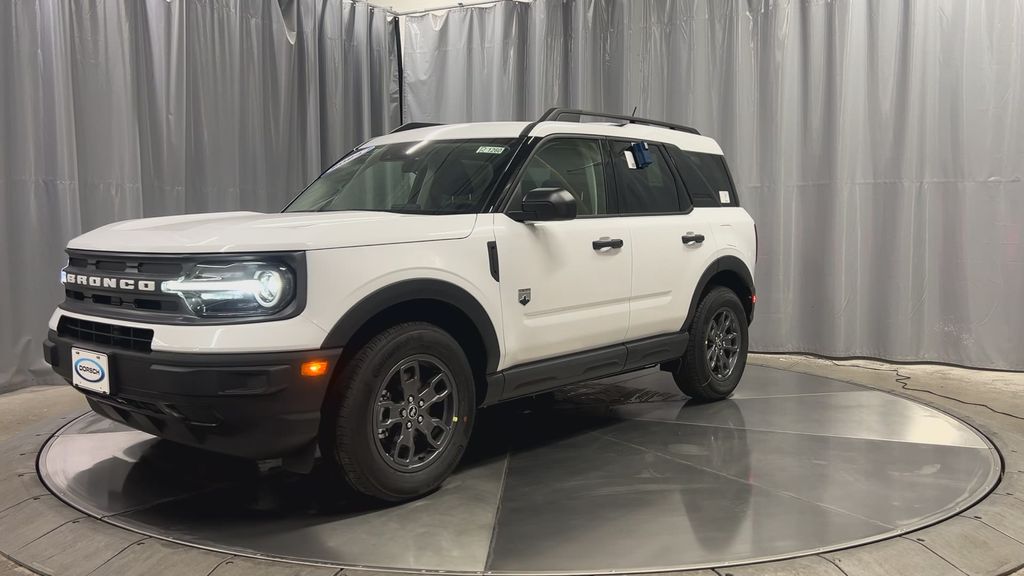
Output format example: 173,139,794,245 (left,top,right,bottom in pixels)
608,139,715,341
